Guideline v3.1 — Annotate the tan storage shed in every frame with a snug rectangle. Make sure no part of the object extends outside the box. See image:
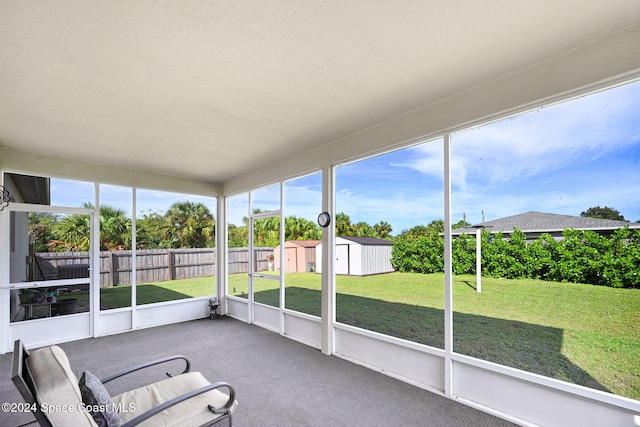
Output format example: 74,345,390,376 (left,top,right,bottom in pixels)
274,240,321,273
